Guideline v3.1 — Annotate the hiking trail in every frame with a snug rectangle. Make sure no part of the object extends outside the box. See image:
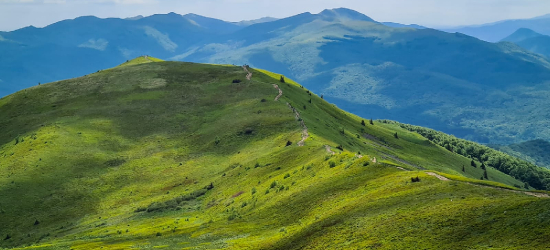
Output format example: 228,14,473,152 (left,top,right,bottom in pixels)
421,172,548,198
272,84,283,101
241,65,307,146
287,103,309,146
